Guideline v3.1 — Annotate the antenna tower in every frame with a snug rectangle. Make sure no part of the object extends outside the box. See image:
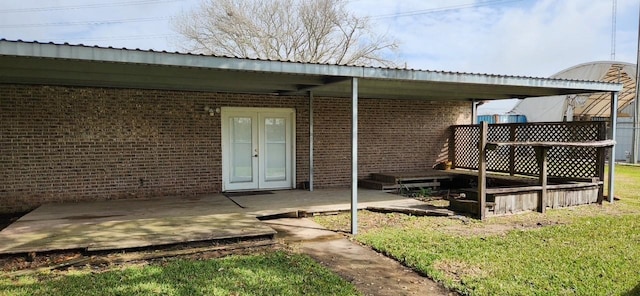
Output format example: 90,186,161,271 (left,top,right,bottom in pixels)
611,0,617,60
